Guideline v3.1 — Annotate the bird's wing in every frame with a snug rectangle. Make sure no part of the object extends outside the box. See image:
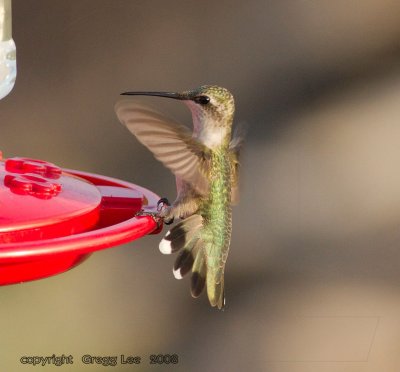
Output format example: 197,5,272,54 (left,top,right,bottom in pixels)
229,124,245,205
115,100,210,195
229,151,240,205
